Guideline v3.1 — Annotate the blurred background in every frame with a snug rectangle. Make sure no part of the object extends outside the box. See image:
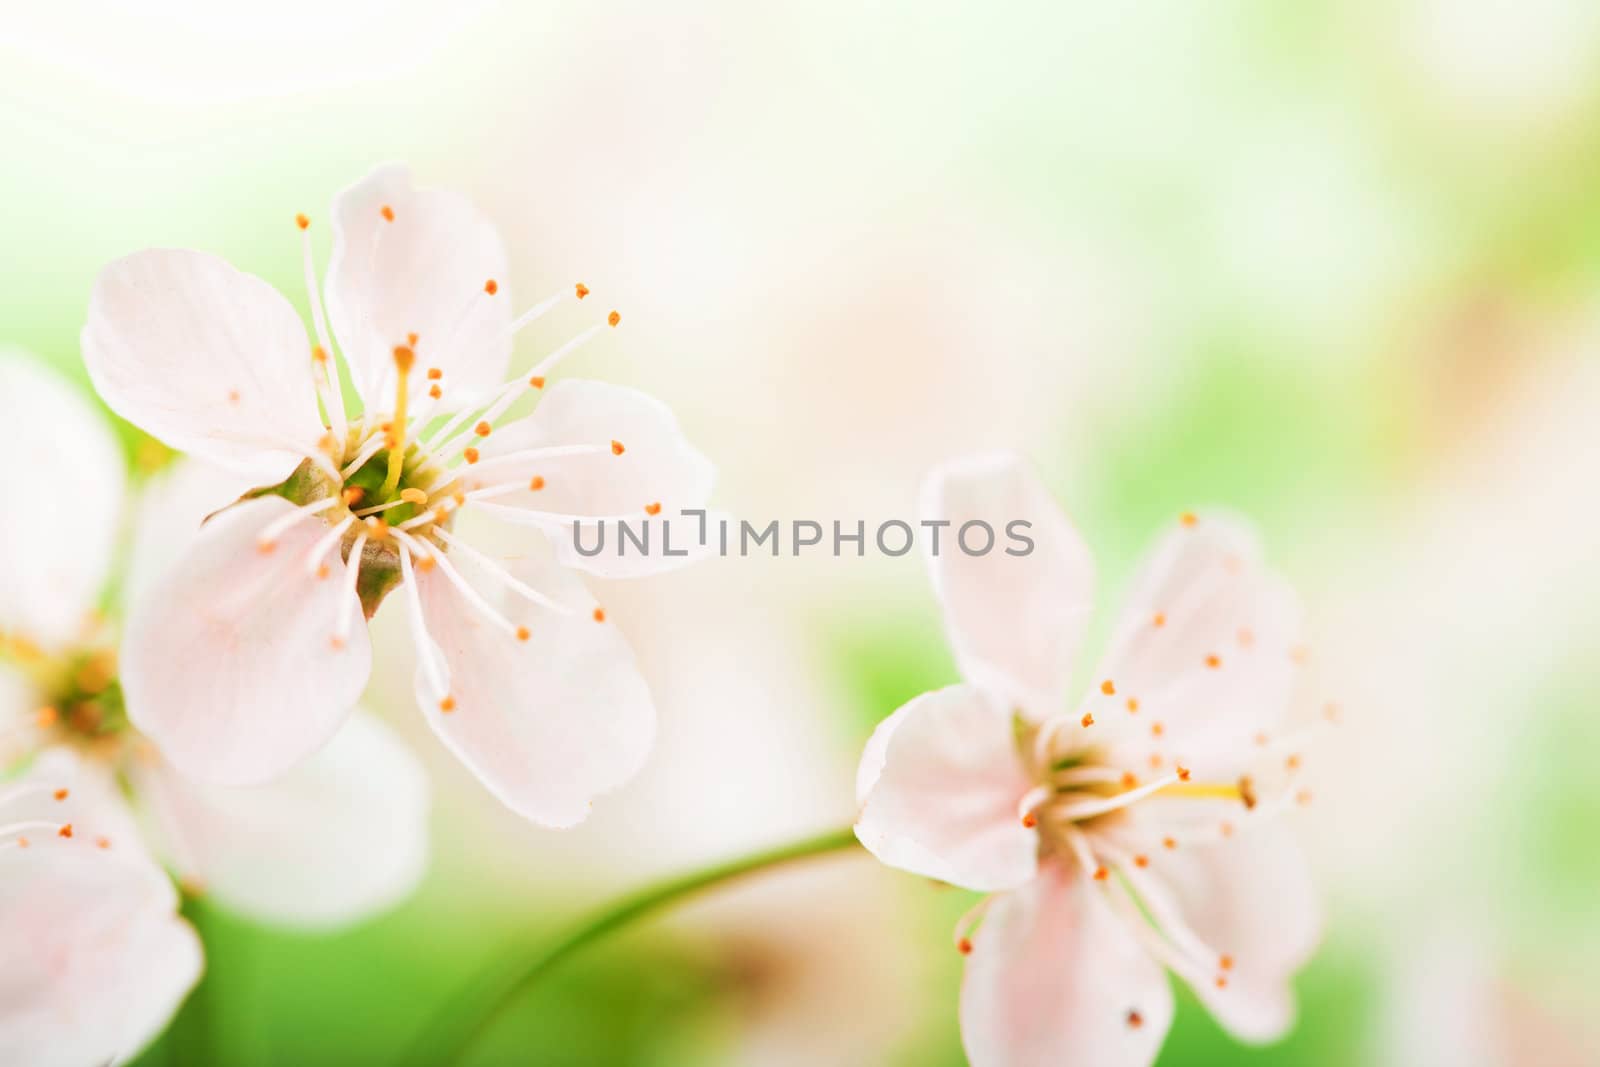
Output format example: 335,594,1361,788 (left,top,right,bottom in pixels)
3,1,1598,1064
